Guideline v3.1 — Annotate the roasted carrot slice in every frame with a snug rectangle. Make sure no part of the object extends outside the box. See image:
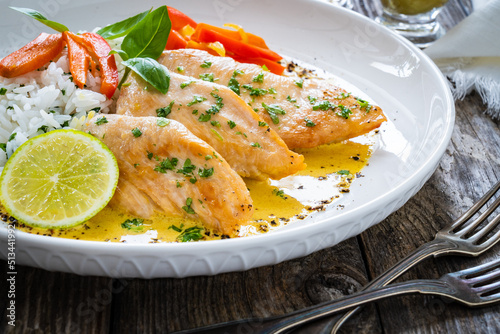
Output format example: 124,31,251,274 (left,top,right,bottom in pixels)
0,33,64,78
63,31,90,89
69,32,118,99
